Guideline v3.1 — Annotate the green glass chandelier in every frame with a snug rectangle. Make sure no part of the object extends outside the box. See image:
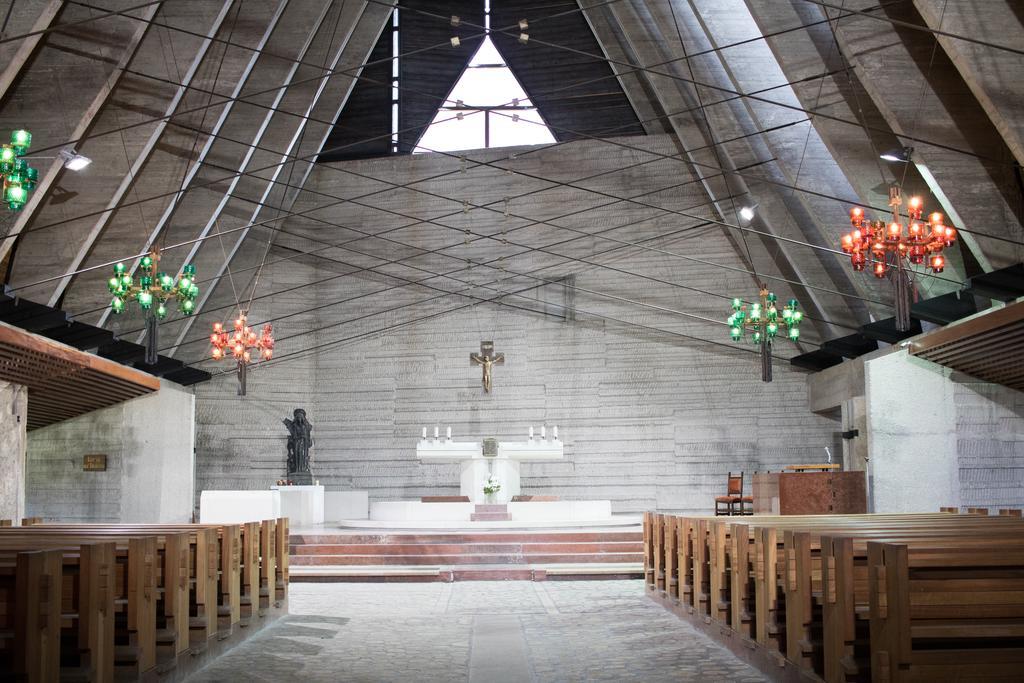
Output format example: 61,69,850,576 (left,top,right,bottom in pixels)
727,285,803,382
108,248,198,364
1,129,39,210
